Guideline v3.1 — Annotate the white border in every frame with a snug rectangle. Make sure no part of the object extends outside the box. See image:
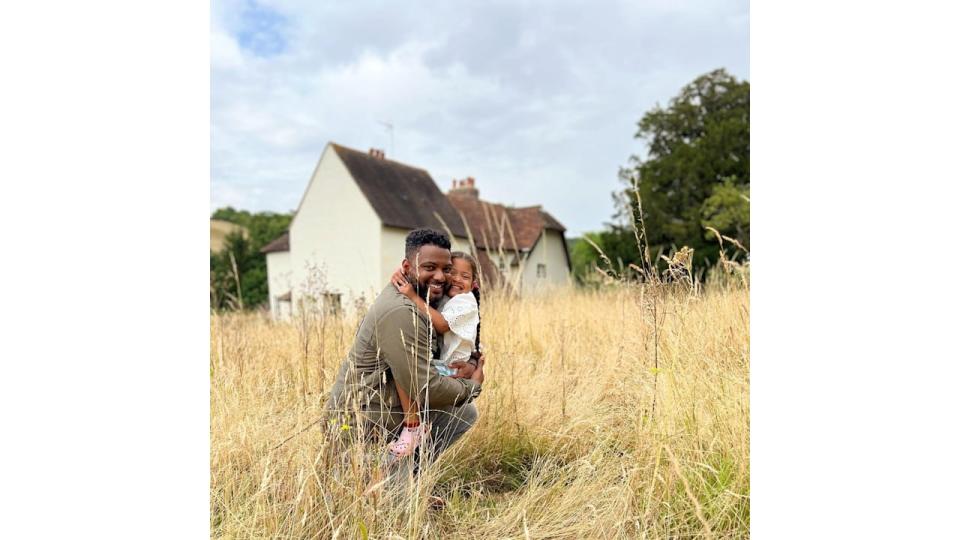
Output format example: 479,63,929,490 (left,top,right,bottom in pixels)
0,2,209,537
752,0,960,537
3,1,960,537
